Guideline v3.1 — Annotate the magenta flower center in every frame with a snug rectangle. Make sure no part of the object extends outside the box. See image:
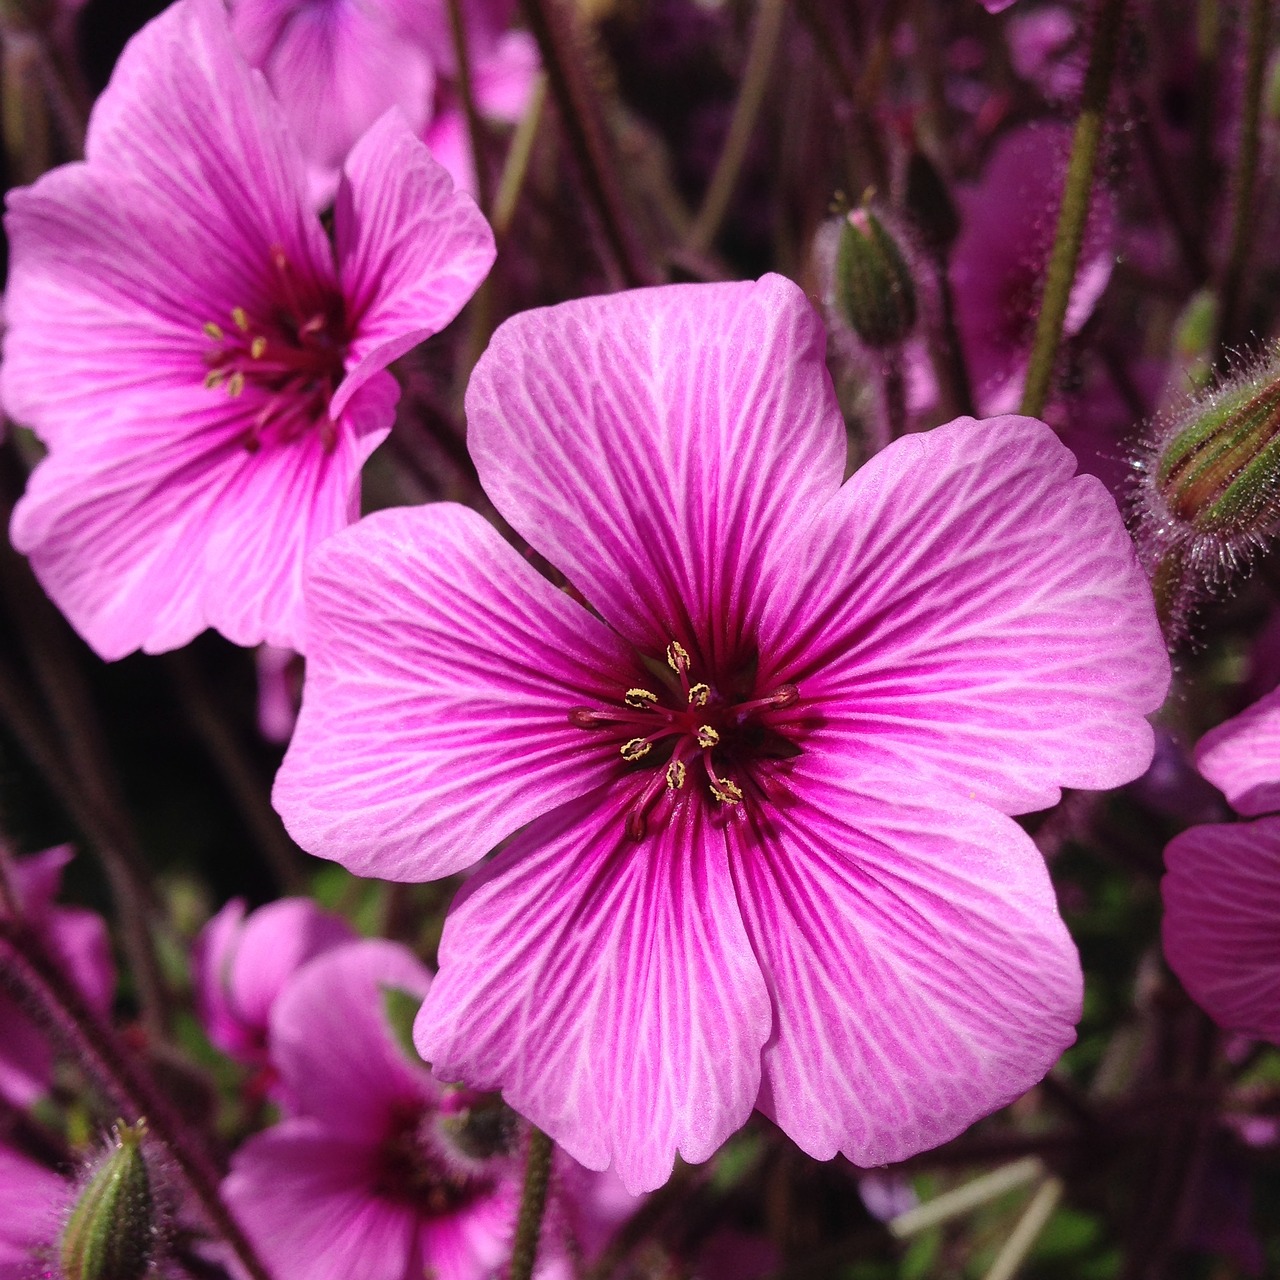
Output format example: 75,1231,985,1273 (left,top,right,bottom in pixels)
374,1102,492,1217
201,246,348,453
570,640,801,839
